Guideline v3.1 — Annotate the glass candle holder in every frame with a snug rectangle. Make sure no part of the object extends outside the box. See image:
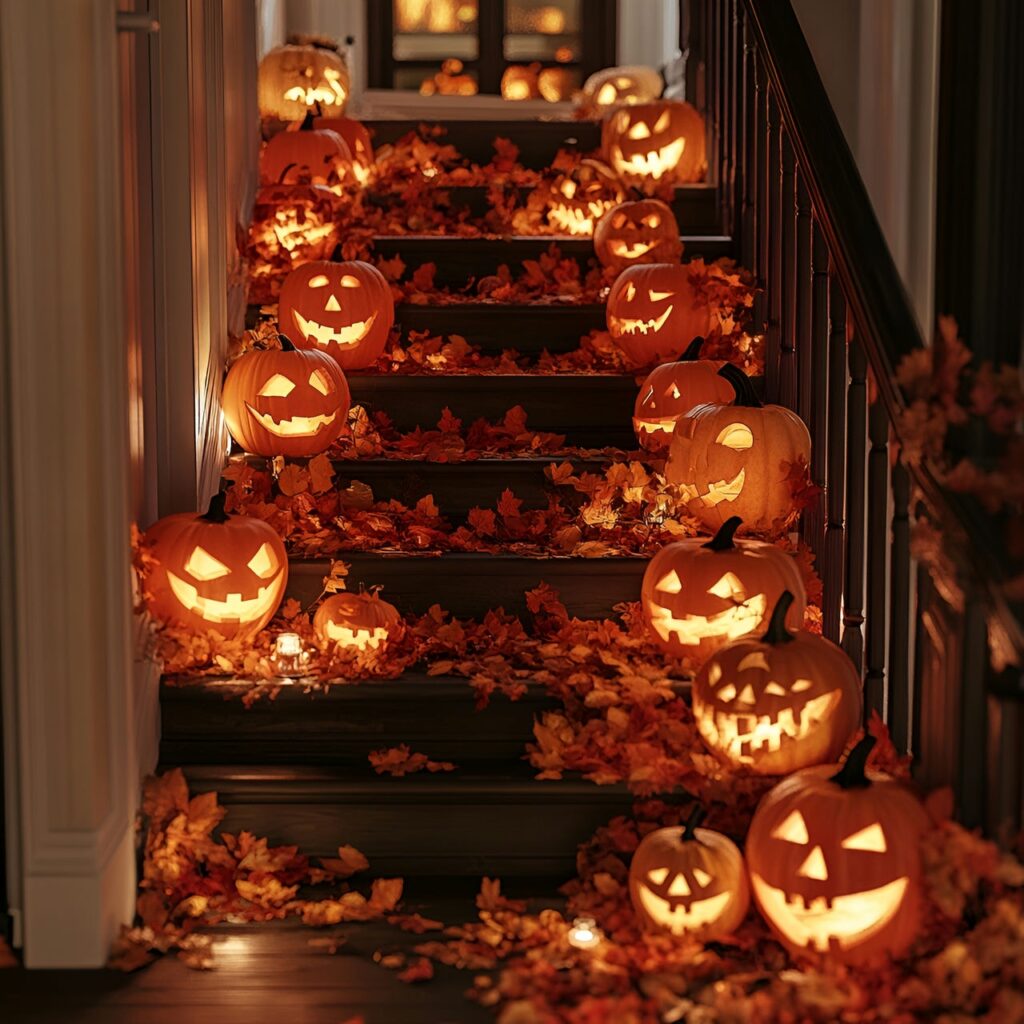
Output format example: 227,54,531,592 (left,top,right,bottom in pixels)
567,915,602,950
271,632,310,678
